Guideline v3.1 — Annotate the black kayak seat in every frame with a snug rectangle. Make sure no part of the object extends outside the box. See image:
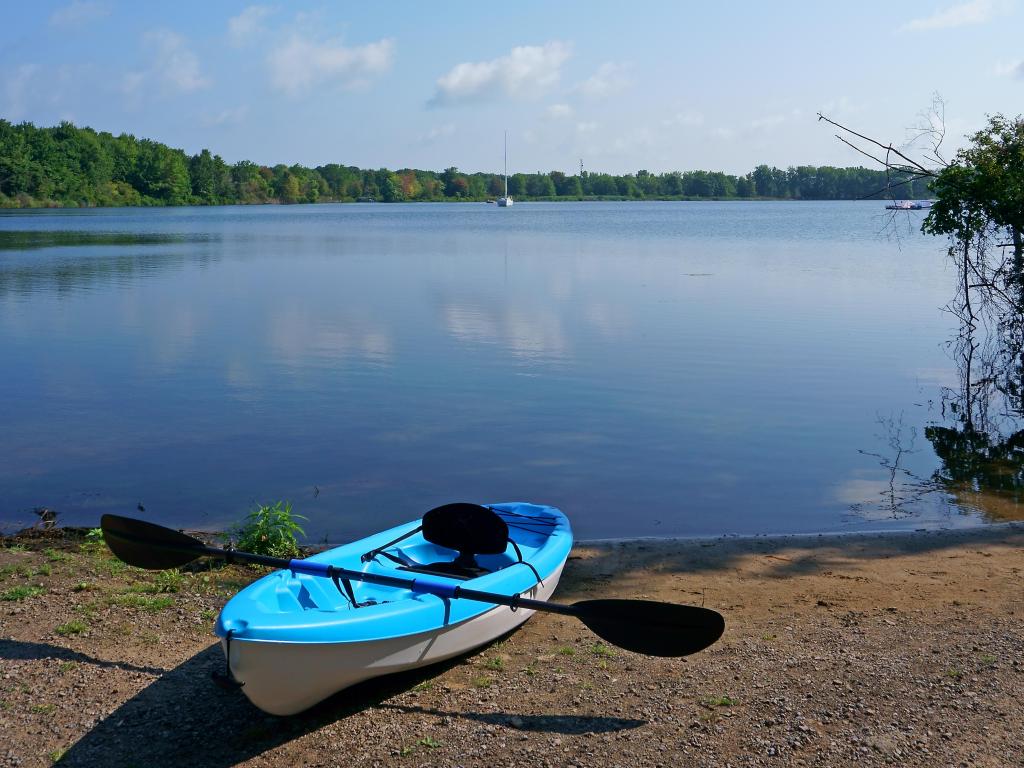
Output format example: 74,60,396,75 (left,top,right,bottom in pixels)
399,503,510,579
